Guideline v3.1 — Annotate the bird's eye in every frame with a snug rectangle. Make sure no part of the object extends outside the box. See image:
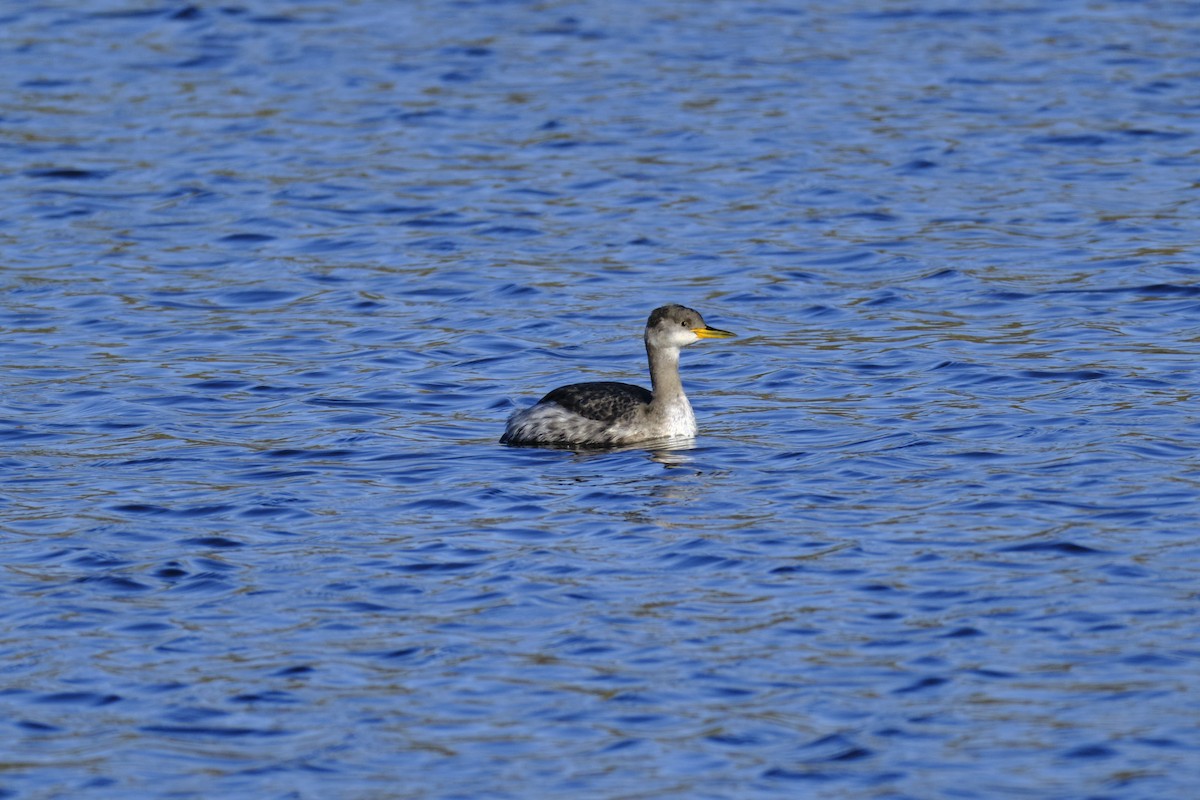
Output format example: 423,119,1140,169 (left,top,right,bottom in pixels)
680,321,688,327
